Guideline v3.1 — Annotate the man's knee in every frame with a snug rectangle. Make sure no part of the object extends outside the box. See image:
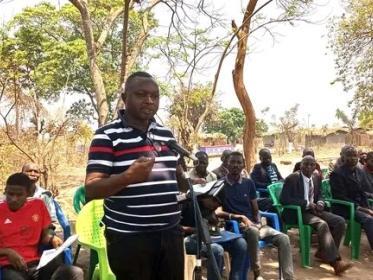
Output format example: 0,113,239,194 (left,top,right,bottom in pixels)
211,243,225,259
317,220,329,231
334,216,346,231
244,226,260,240
276,233,291,247
51,265,84,280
